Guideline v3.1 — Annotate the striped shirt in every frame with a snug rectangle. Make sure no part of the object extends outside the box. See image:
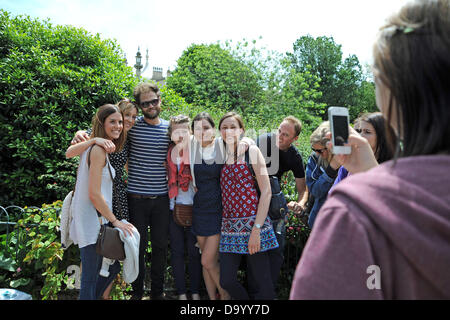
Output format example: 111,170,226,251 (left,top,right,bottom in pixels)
127,116,170,195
